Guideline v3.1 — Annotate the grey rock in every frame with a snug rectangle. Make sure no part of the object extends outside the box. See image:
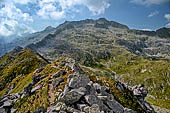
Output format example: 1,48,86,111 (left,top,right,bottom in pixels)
68,74,90,89
59,87,86,105
106,99,124,113
77,104,87,111
67,107,81,112
124,108,136,113
0,107,6,113
31,85,41,93
11,108,17,113
53,77,64,88
90,104,100,113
